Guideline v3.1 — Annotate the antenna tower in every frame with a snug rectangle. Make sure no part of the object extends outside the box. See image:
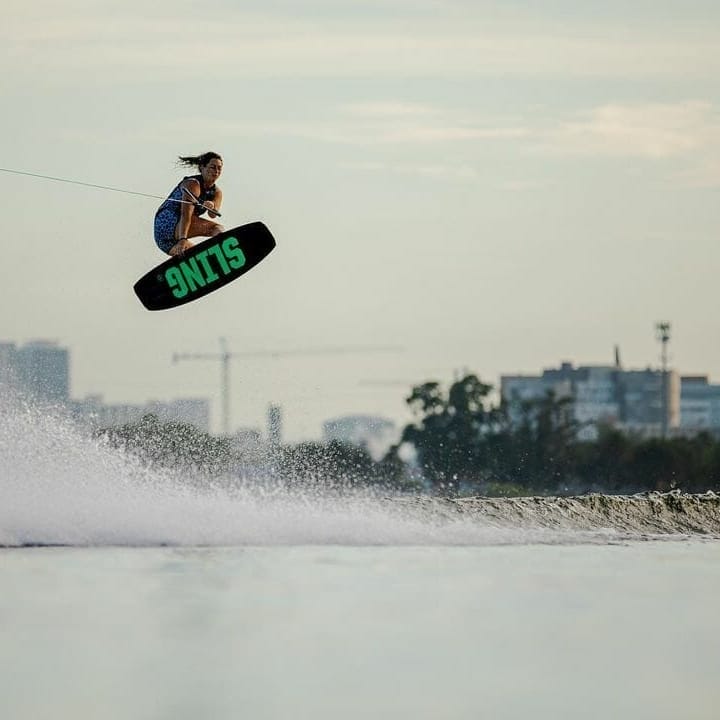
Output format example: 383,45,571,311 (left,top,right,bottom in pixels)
655,322,671,438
